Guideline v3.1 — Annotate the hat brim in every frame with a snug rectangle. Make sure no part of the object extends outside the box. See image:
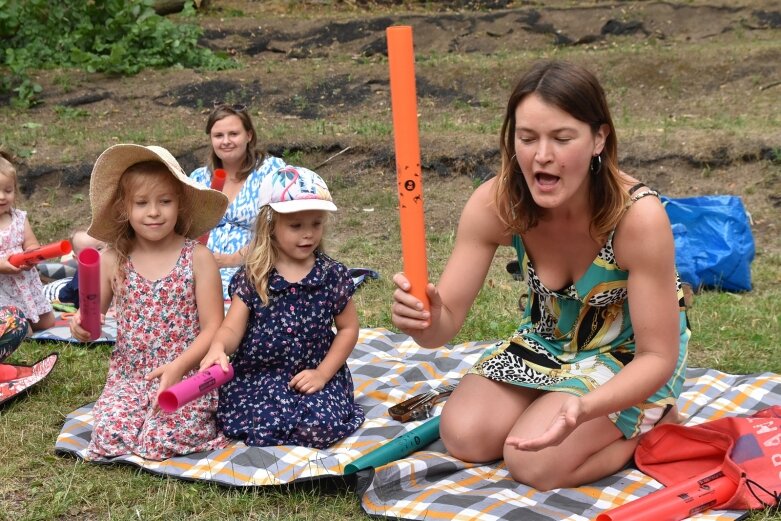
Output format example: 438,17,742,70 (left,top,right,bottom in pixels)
87,144,228,243
269,199,338,214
